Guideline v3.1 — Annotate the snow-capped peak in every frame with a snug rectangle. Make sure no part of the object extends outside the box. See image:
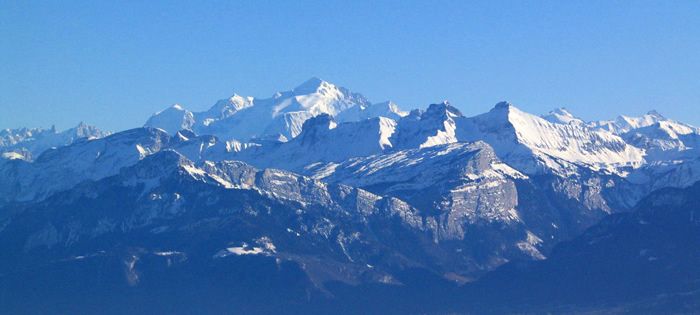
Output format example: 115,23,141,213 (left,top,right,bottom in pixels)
152,104,187,116
458,102,645,175
542,107,585,125
145,104,195,135
0,122,110,160
281,77,368,116
145,78,372,141
383,101,407,115
204,94,254,120
646,110,664,119
553,107,573,116
588,111,670,135
494,101,513,109
292,77,328,95
425,101,463,118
